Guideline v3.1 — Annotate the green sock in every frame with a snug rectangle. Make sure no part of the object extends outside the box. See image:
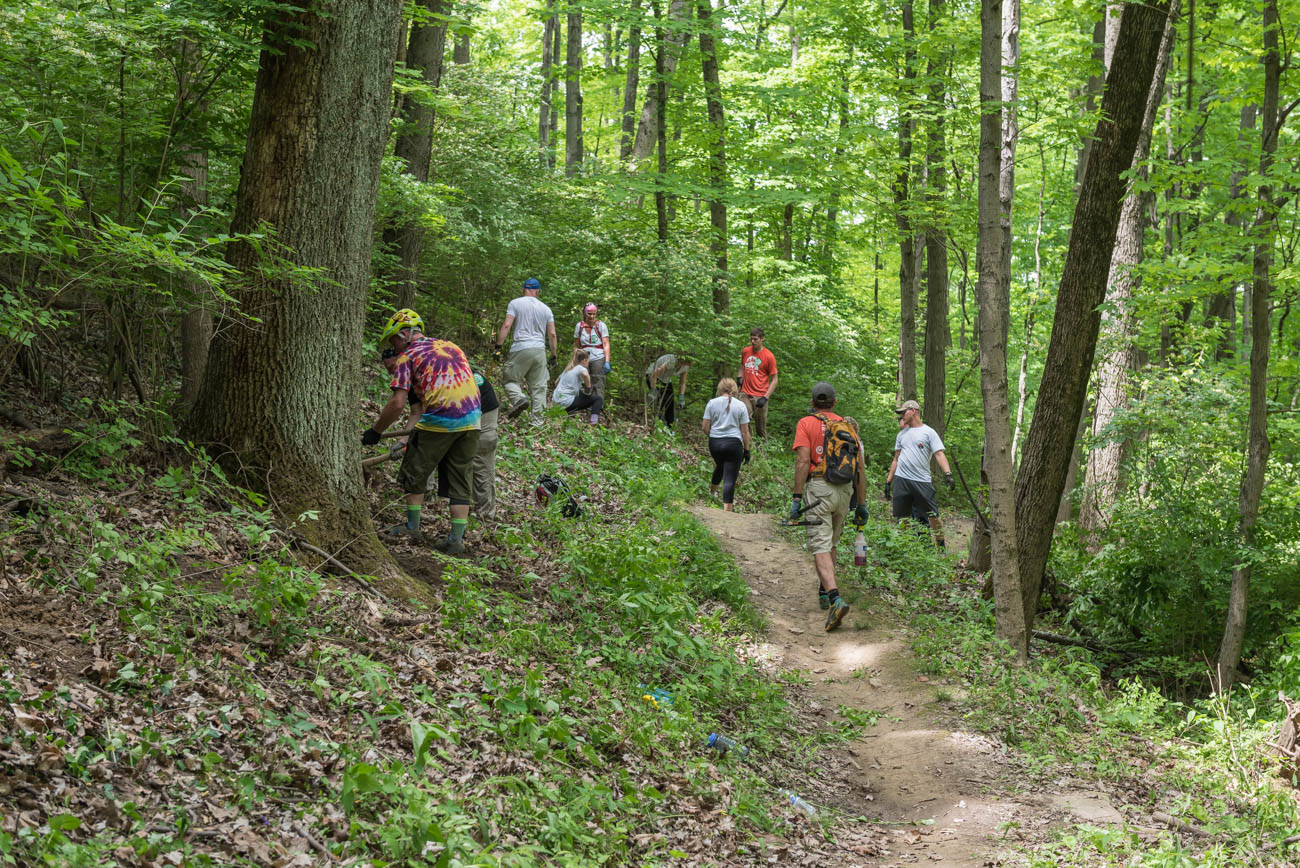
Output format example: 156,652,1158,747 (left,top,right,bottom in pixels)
448,518,468,543
406,505,422,530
